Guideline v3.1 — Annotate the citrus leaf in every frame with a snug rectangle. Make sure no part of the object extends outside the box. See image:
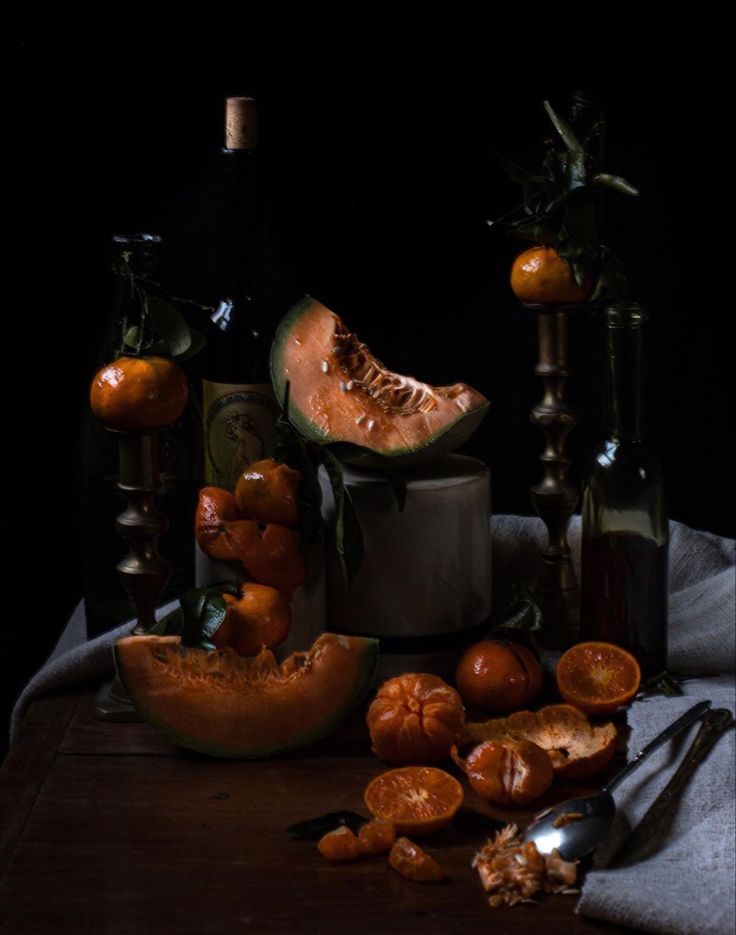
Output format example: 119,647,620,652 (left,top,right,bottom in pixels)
544,99,582,154
173,328,206,362
286,811,367,840
321,448,364,583
496,581,542,633
148,296,192,358
179,587,229,650
149,605,183,636
123,325,144,353
645,671,685,697
496,154,534,183
592,173,639,197
275,381,324,544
